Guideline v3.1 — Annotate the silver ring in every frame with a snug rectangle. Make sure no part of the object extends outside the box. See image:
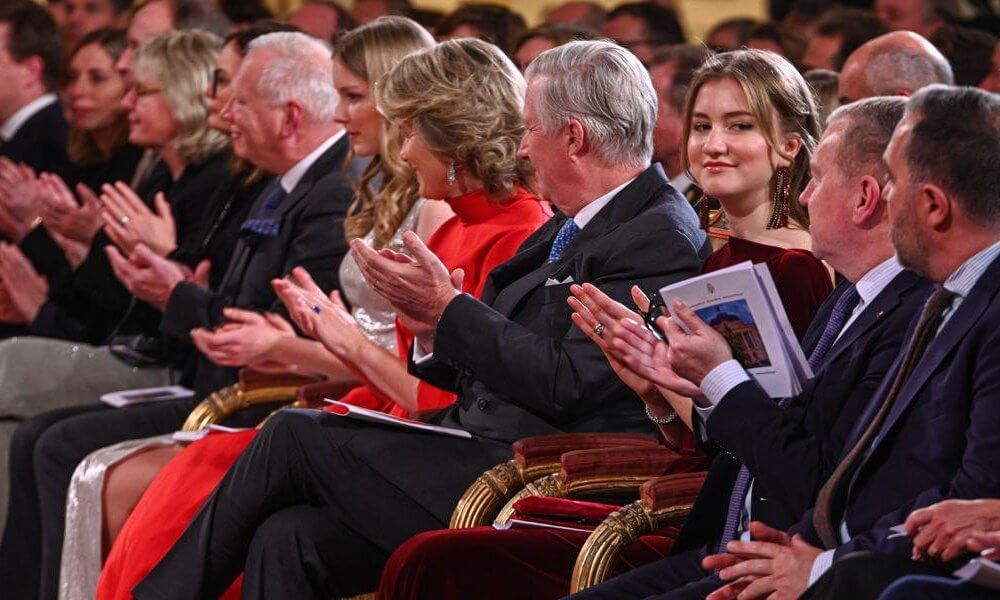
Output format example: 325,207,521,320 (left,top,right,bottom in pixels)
593,324,605,336
119,215,130,225
311,305,321,314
